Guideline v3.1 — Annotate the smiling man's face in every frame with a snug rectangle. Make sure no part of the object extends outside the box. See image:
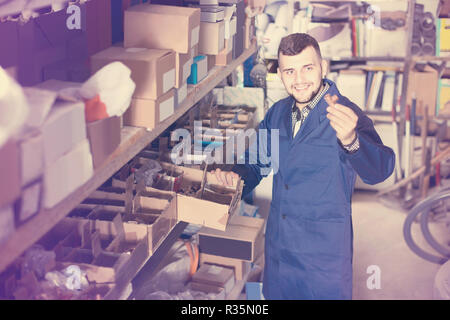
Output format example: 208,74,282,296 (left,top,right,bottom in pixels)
278,46,328,109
